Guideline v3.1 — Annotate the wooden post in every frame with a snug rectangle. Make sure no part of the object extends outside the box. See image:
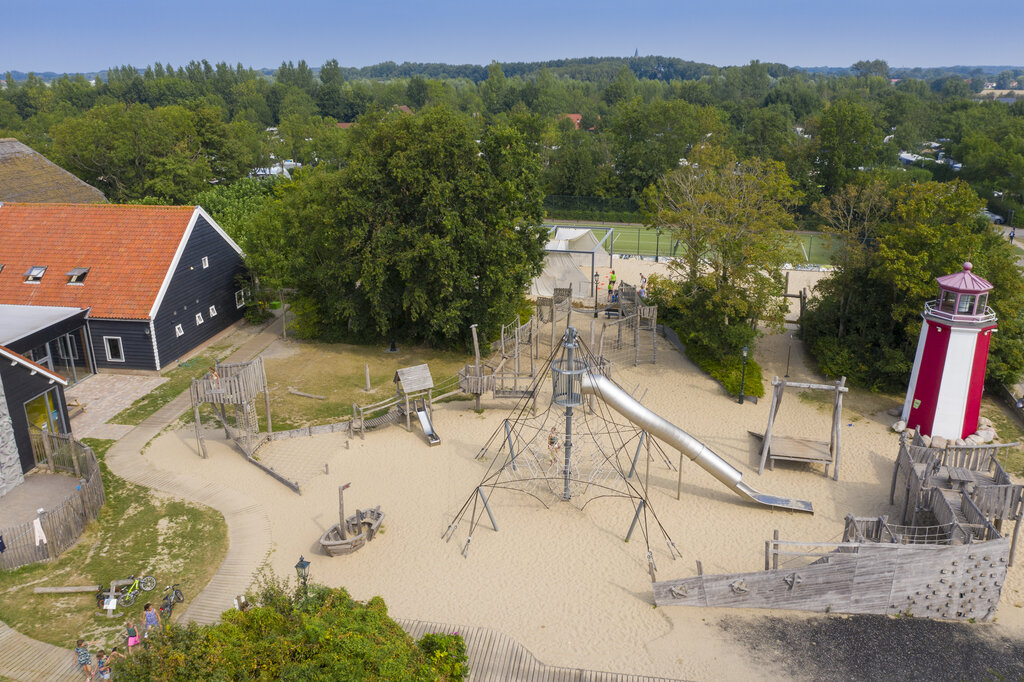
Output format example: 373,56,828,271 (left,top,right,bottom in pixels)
772,530,779,570
42,430,54,472
550,297,556,350
365,364,372,392
832,377,846,482
645,432,651,491
765,540,771,570
192,385,208,458
338,483,351,540
677,453,684,500
470,324,481,375
758,379,782,474
590,319,596,348
634,315,640,366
